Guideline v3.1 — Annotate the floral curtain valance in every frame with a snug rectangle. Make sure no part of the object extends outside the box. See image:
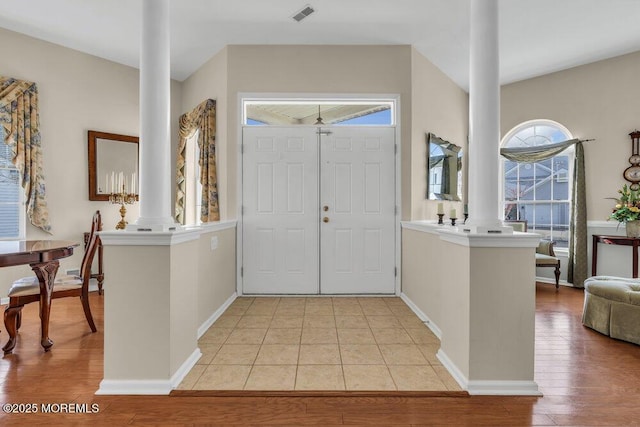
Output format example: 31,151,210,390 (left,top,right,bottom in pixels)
500,138,588,287
175,99,219,224
0,76,51,233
